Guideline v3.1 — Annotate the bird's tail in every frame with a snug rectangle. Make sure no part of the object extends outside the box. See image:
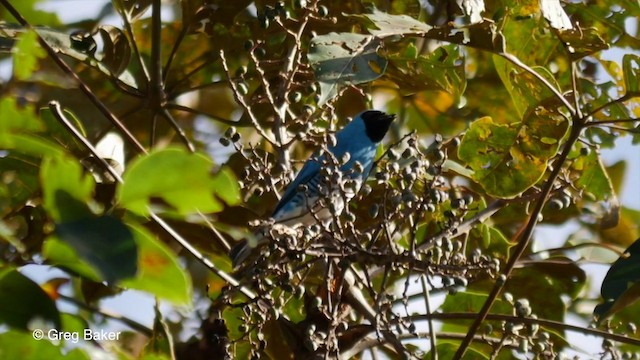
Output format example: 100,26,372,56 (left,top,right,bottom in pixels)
229,233,268,268
228,239,250,268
